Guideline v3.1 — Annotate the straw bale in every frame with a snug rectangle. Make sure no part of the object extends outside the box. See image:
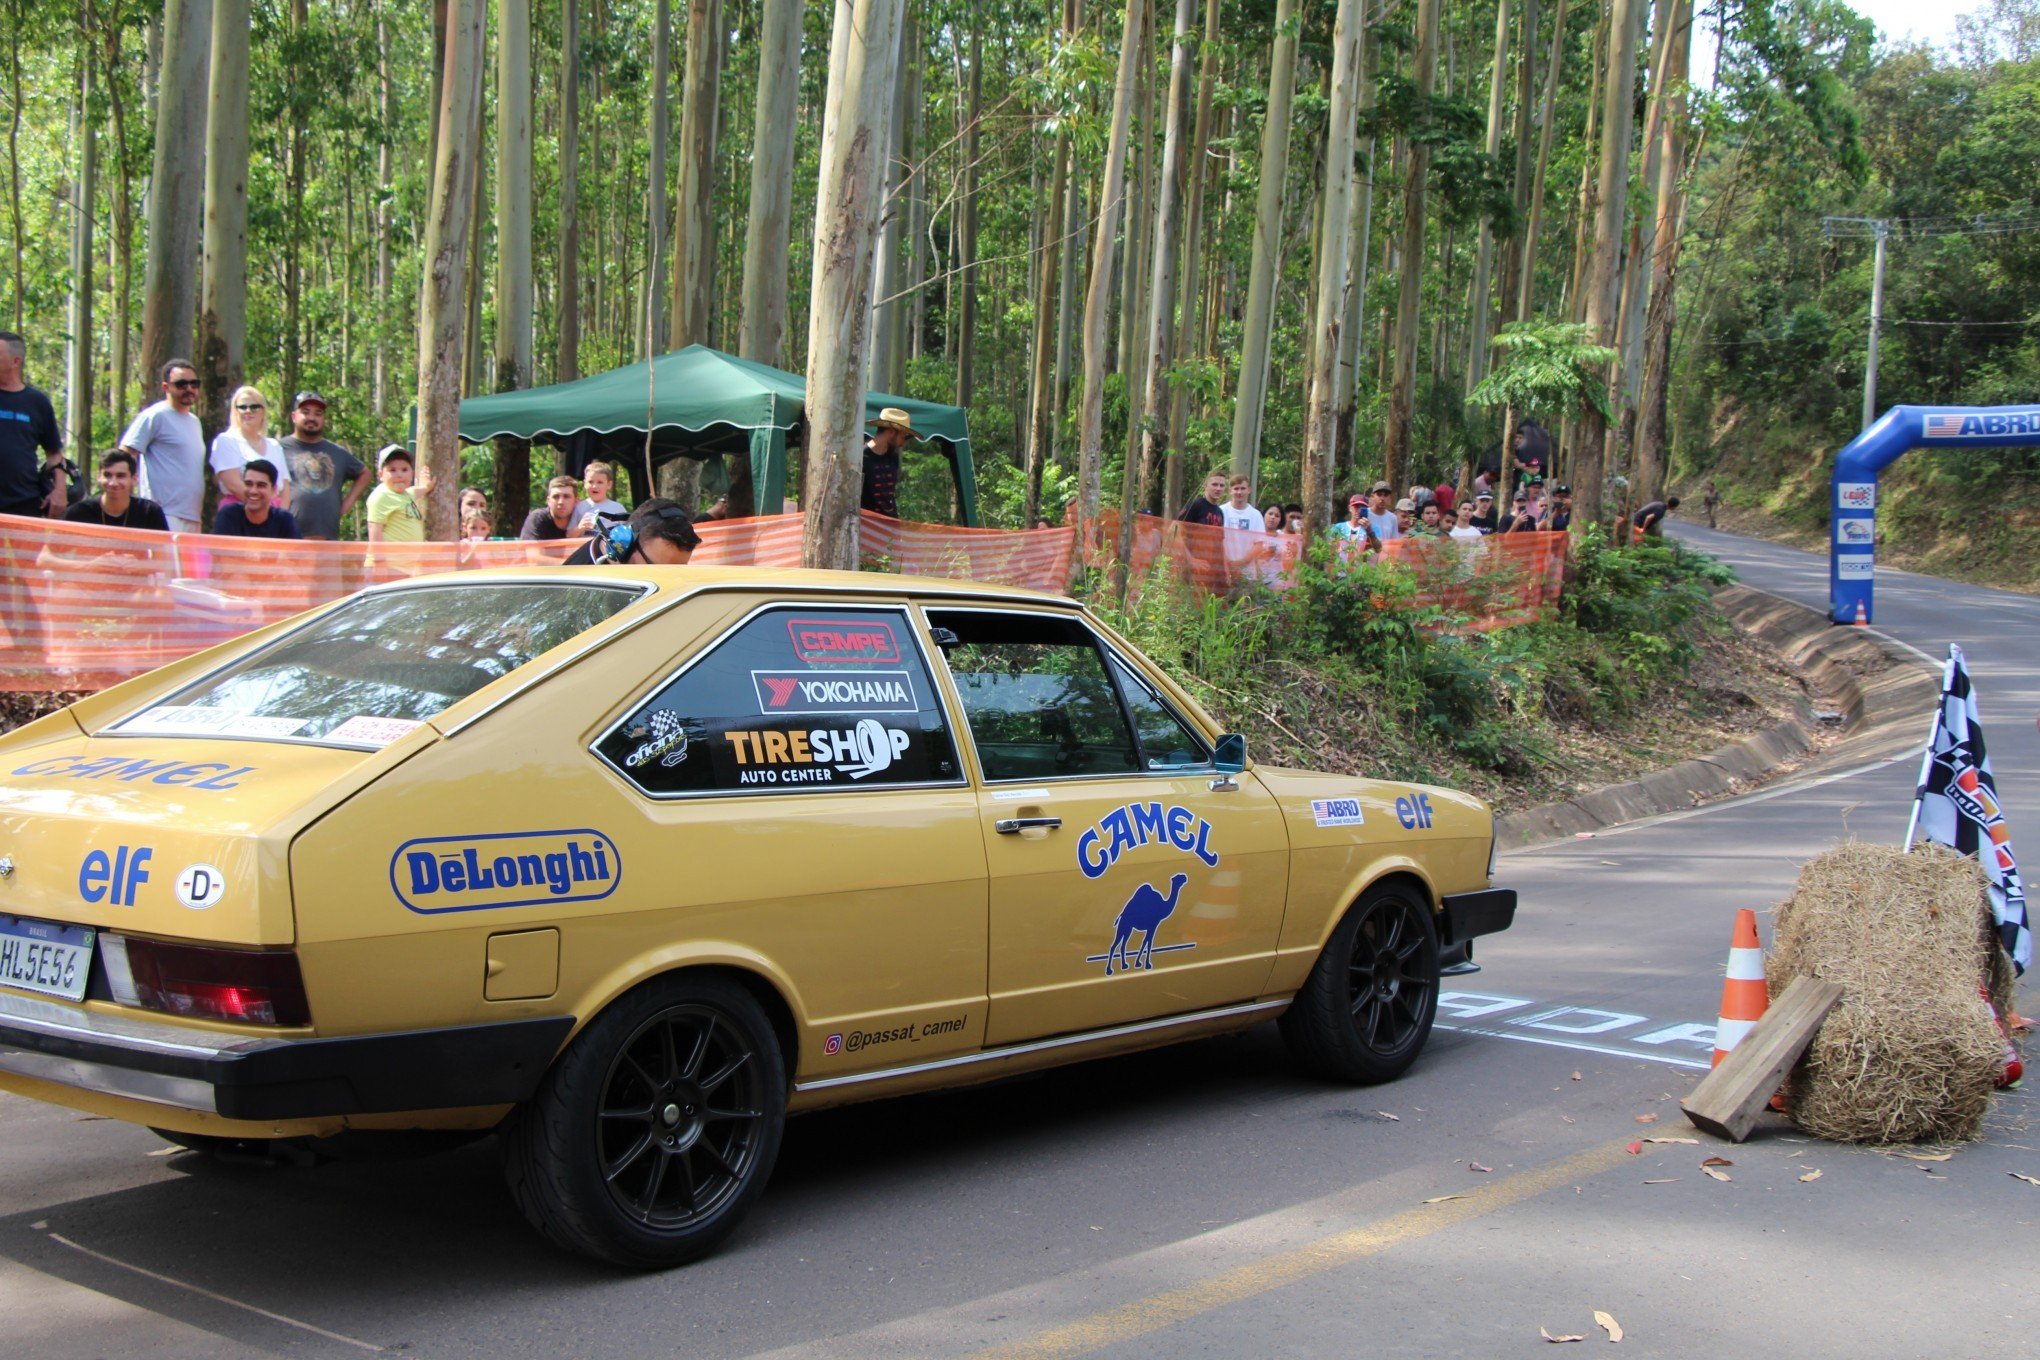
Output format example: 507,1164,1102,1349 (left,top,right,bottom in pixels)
1767,842,2016,1144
